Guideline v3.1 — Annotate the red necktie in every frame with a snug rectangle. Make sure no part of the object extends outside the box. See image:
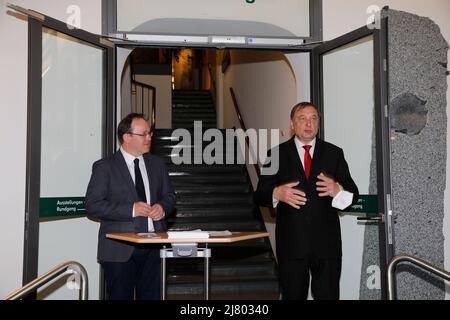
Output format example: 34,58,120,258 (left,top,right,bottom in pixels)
303,145,312,179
